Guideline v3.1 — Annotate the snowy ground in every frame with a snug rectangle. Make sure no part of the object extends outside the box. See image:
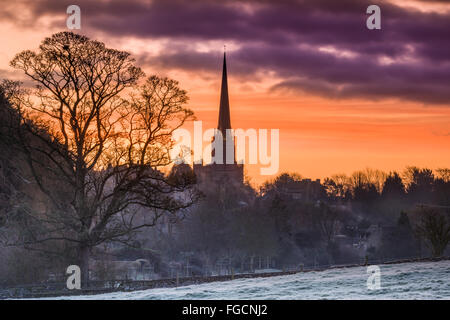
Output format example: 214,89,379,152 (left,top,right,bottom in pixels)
47,260,450,300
